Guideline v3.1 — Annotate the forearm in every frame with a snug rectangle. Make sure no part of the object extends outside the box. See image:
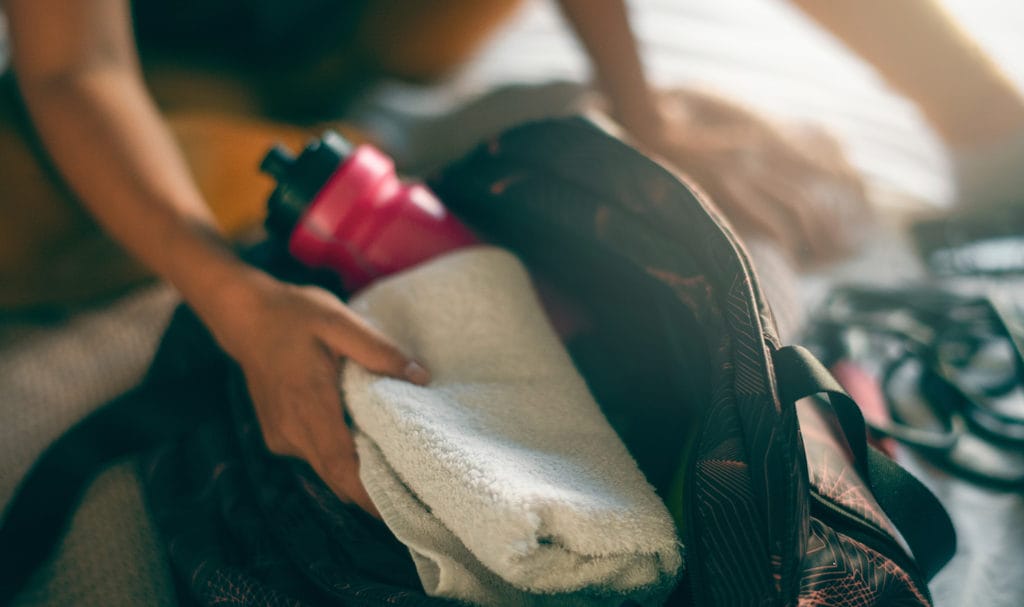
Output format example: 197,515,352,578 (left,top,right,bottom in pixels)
556,0,662,138
18,68,264,325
